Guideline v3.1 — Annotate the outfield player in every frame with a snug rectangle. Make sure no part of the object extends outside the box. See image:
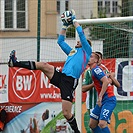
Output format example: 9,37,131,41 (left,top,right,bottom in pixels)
88,52,116,133
95,51,120,88
82,67,97,112
82,66,97,133
82,51,107,133
8,10,92,133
